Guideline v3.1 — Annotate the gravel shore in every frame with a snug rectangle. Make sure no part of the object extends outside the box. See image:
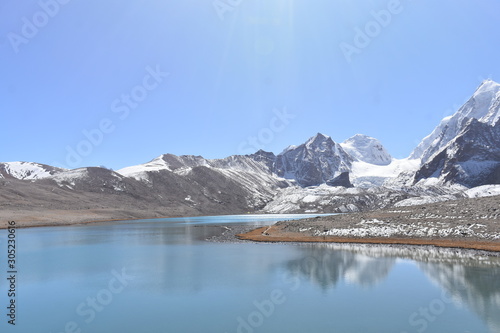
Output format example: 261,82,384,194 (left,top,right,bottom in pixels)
205,224,500,258
204,225,259,243
0,208,183,229
238,195,500,253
